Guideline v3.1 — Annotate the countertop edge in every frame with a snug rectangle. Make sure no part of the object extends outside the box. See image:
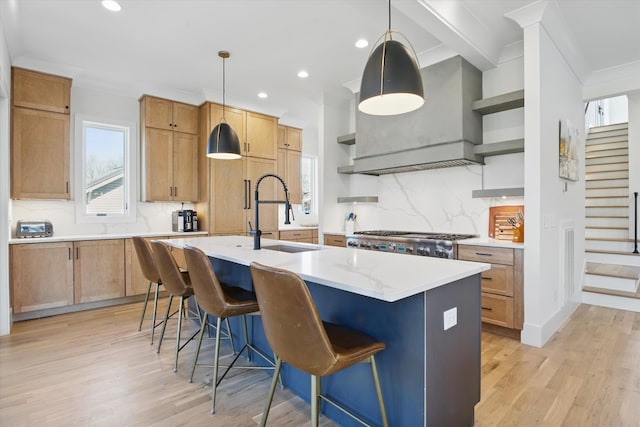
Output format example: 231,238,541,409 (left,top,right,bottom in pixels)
8,231,209,244
458,238,524,249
